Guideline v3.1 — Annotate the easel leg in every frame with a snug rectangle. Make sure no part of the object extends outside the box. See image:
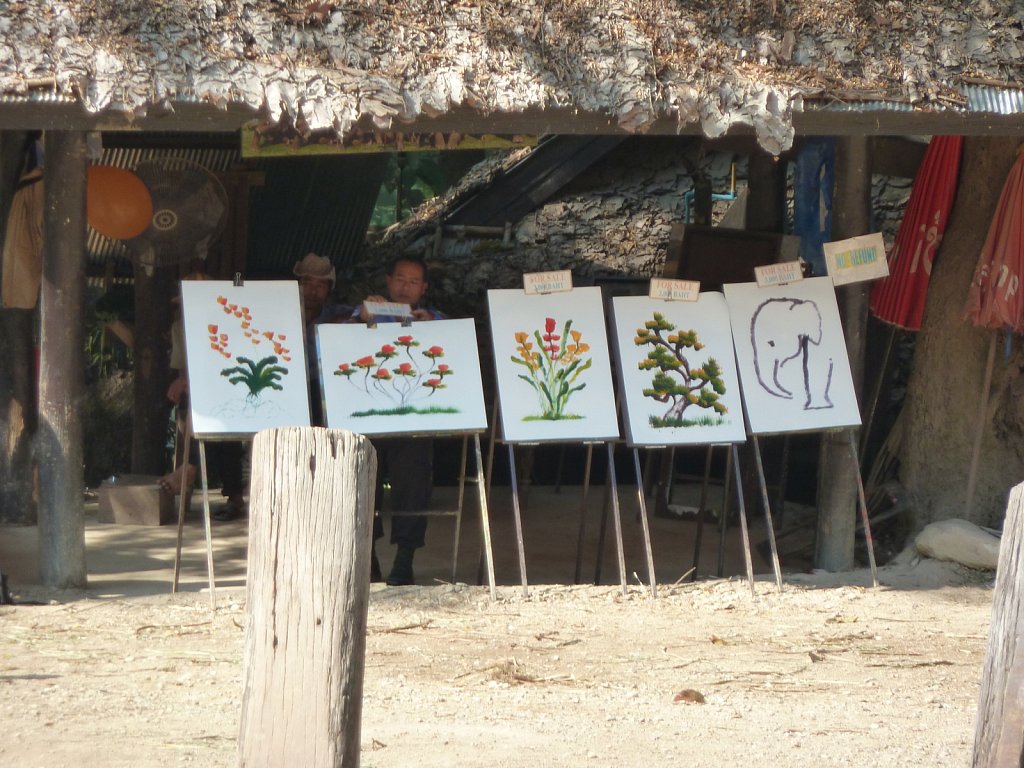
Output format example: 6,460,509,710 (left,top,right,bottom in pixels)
690,445,714,581
632,448,657,598
507,444,529,597
717,446,734,579
172,420,192,593
731,444,756,596
573,443,594,584
198,440,217,609
751,434,783,593
846,430,879,588
473,435,497,600
450,435,469,583
594,468,611,585
605,443,627,596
